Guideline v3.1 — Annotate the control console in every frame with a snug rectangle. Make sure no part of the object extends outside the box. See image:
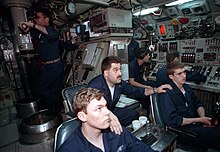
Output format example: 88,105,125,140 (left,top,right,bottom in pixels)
149,37,220,93
148,63,220,93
